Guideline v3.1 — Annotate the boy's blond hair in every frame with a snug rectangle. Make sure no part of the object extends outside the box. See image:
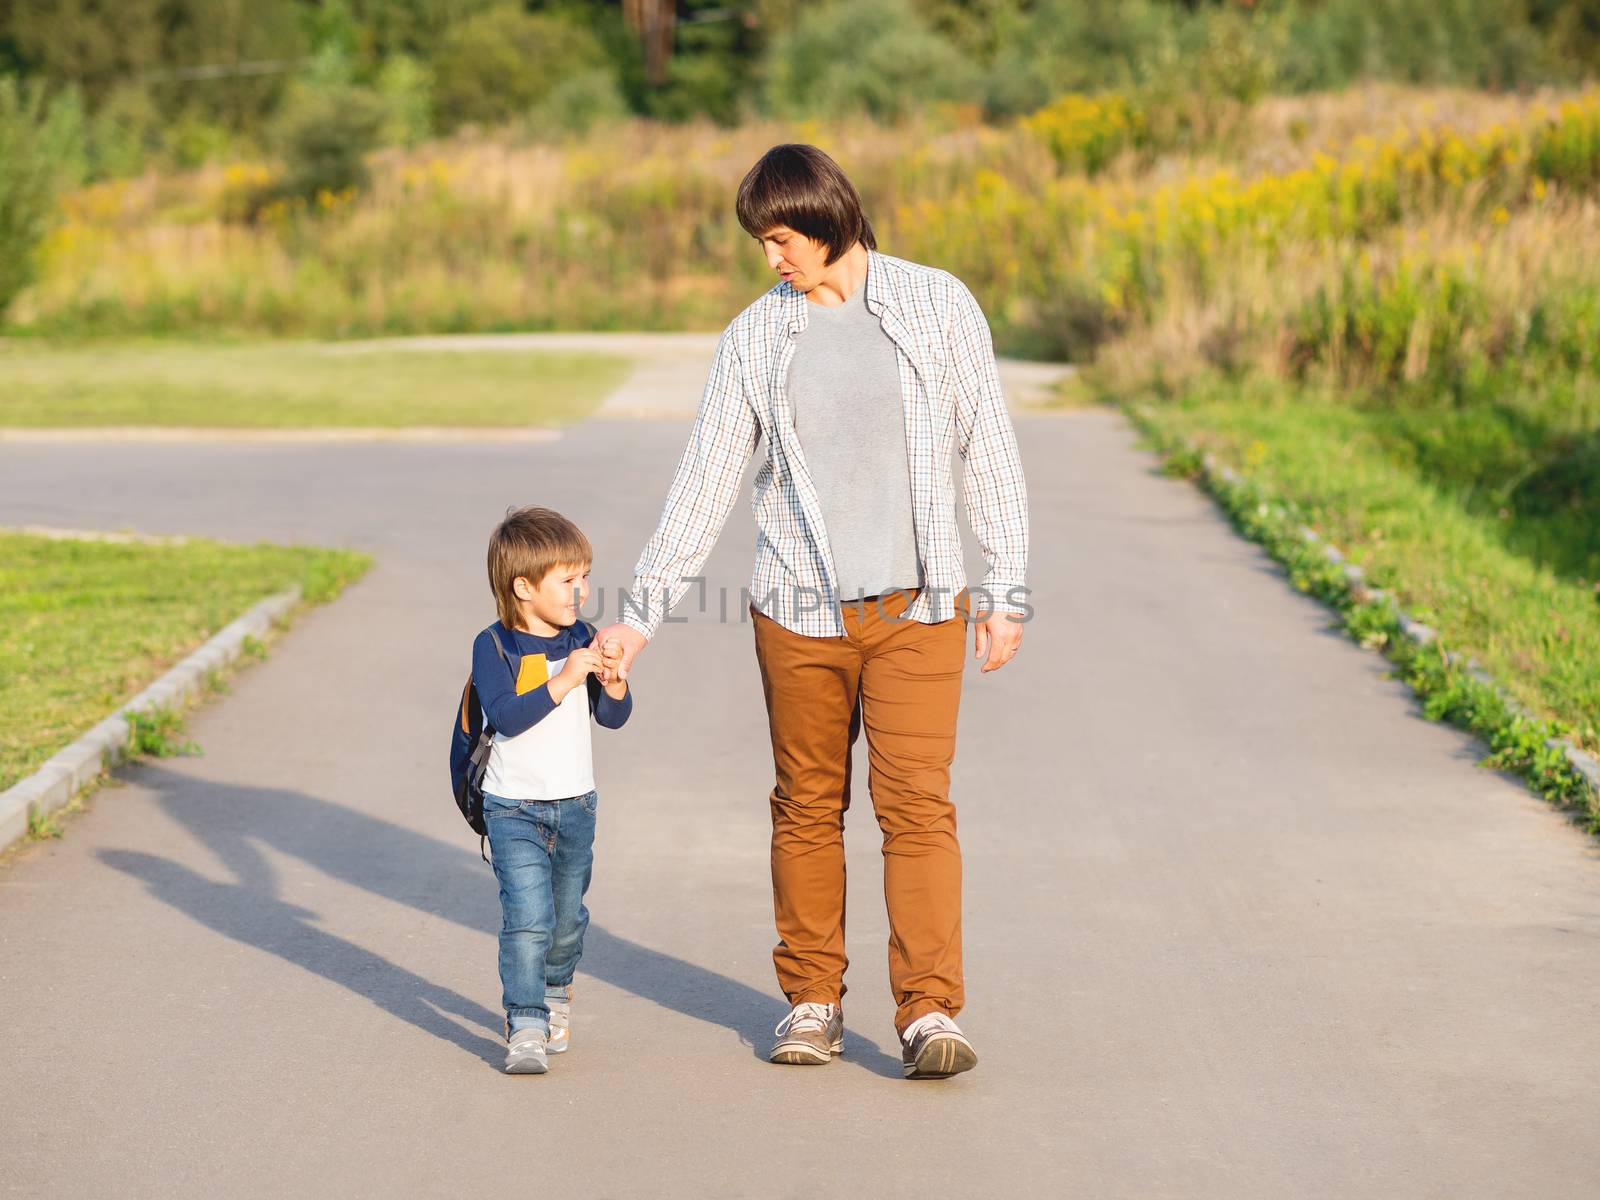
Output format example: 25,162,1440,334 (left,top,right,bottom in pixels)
487,506,592,630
